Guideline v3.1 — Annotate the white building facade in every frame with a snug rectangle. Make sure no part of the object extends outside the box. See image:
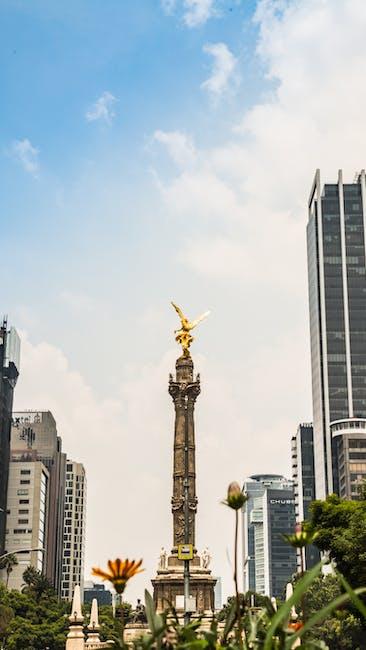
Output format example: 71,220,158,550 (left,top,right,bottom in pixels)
2,460,49,590
61,461,87,601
